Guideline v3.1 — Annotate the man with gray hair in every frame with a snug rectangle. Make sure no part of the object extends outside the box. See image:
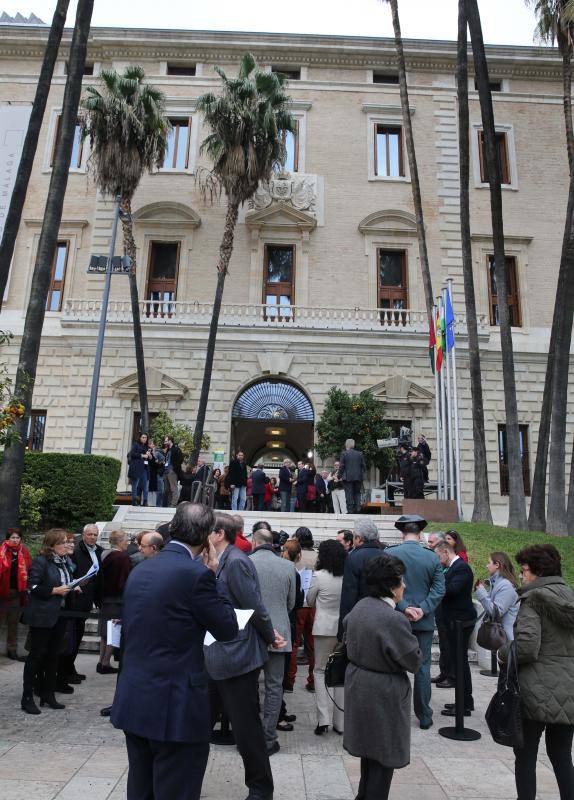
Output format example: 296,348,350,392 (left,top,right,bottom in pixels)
427,531,446,550
338,518,385,638
338,438,366,514
68,523,103,682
